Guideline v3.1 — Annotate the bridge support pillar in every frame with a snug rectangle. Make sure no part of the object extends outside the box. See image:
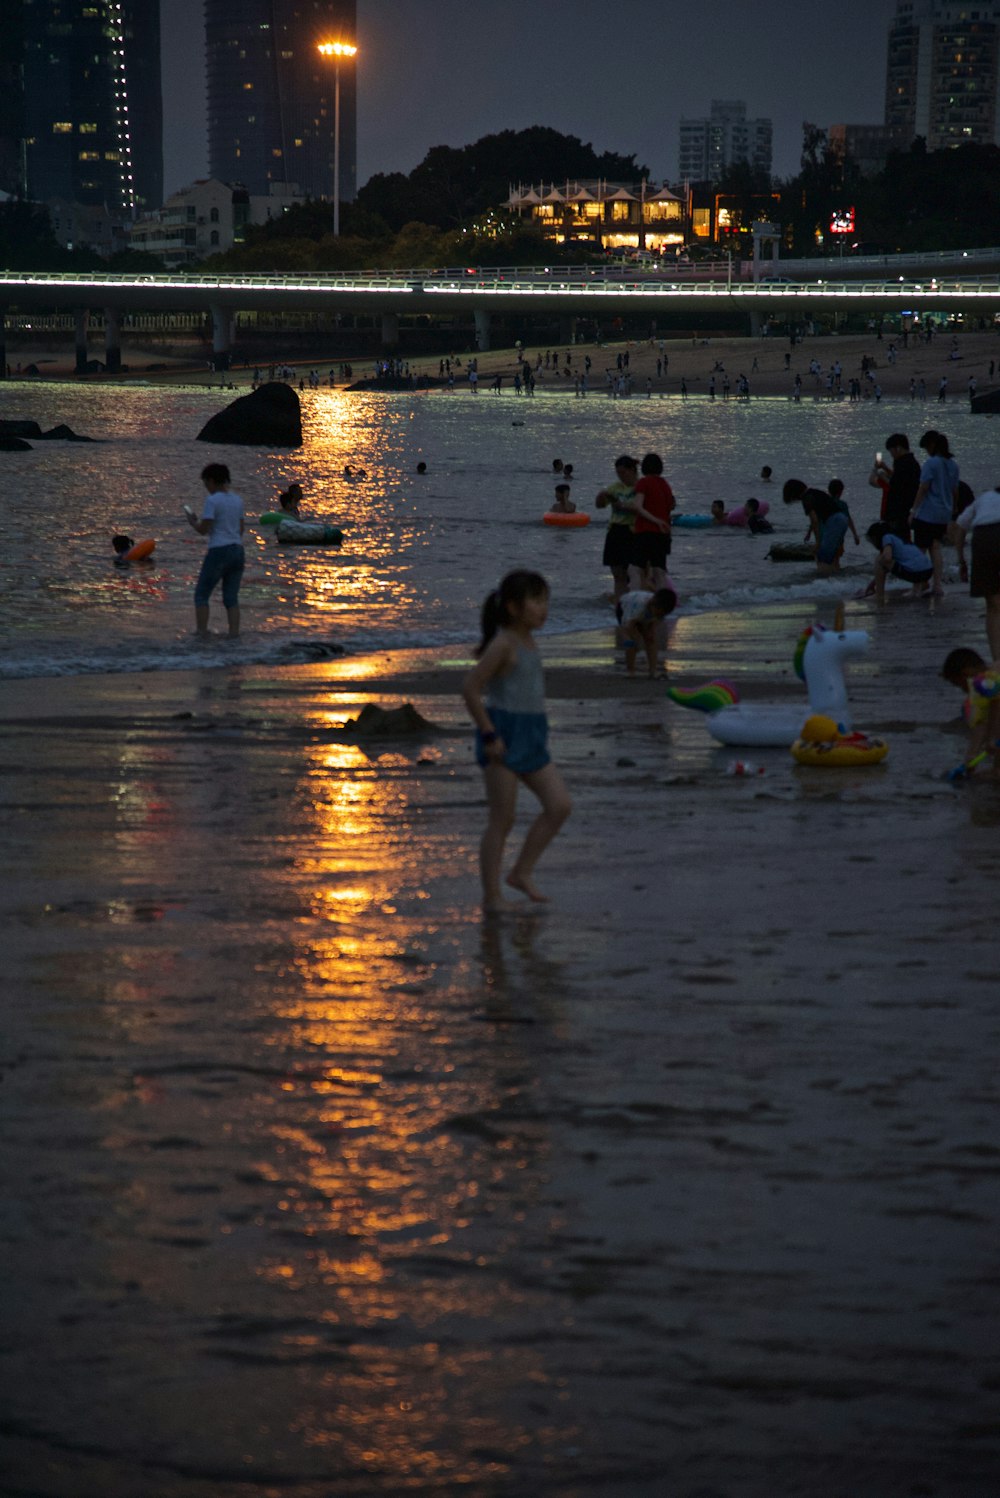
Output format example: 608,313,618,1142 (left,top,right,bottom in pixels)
75,309,90,373
0,307,6,380
210,304,232,371
381,312,399,348
747,309,764,338
559,315,577,346
104,307,121,373
474,308,491,352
